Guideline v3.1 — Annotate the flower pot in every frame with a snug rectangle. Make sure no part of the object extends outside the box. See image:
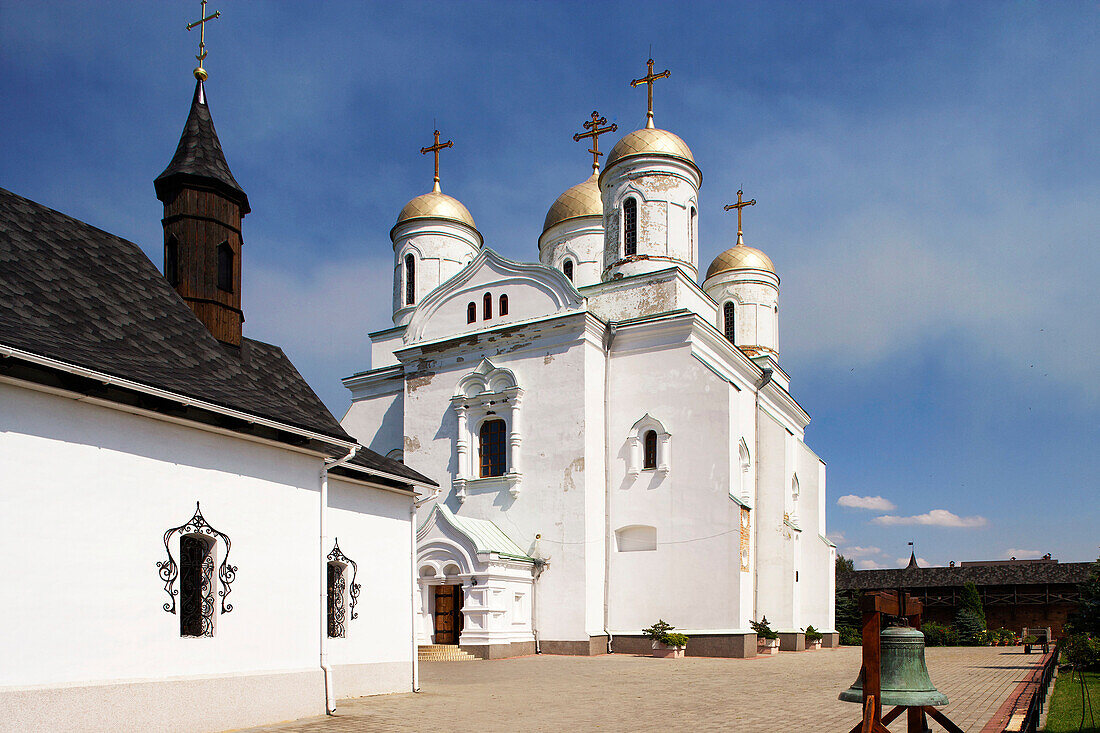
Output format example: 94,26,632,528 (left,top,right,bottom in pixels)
651,641,686,658
809,640,822,650
758,638,780,655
